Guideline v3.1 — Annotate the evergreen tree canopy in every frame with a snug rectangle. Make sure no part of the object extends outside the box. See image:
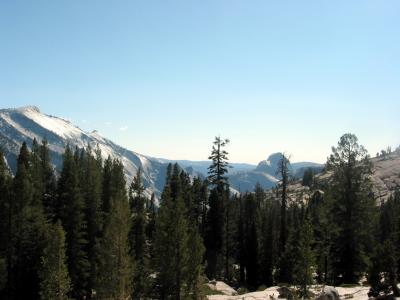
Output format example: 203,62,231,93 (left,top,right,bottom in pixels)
326,133,376,284
129,168,149,298
154,165,204,299
208,136,230,189
39,221,71,300
56,145,90,298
